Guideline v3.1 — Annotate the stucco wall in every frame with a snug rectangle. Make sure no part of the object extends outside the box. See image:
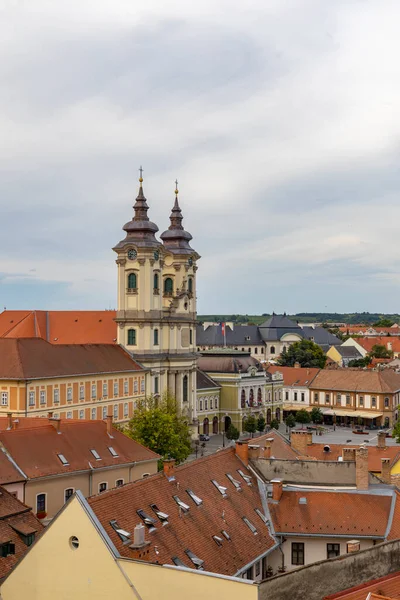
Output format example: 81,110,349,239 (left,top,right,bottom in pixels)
259,538,400,600
252,458,357,485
